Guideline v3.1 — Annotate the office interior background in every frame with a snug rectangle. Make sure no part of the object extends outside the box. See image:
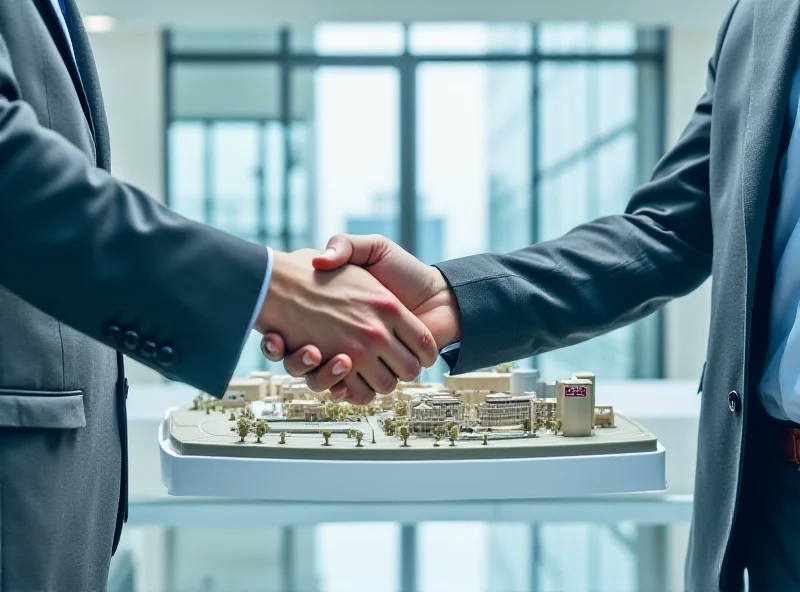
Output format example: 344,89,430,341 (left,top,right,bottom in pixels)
78,0,730,589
